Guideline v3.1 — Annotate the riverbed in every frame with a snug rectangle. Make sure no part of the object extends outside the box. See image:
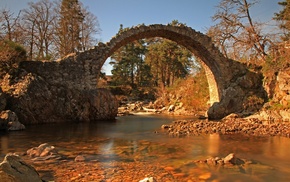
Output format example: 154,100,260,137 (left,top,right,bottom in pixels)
1,115,290,181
